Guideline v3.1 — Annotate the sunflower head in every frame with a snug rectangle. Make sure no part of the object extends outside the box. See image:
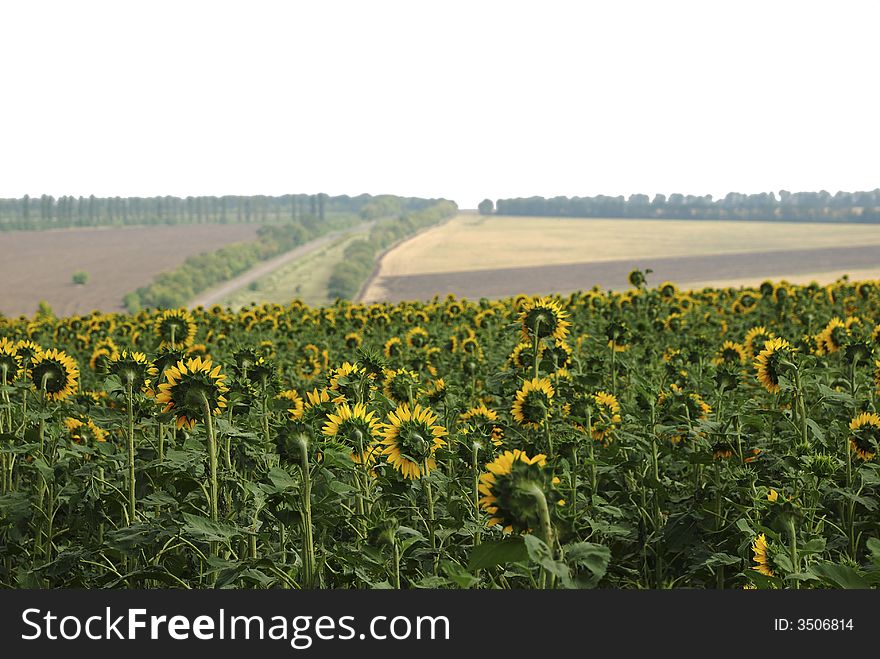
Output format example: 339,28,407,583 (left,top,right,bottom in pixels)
29,348,80,402
105,350,151,392
511,378,554,429
744,326,775,357
323,402,381,450
849,412,880,461
302,387,335,427
816,317,848,355
15,340,43,364
754,337,793,394
328,362,365,404
751,533,774,577
519,297,571,343
0,338,23,382
232,348,275,384
154,309,198,349
714,340,746,366
155,356,228,429
383,368,420,406
380,403,447,479
278,389,305,421
479,449,553,533
64,416,108,445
